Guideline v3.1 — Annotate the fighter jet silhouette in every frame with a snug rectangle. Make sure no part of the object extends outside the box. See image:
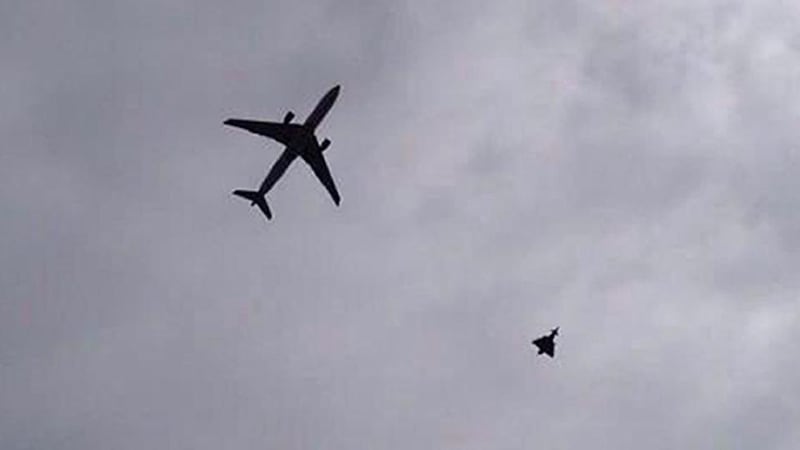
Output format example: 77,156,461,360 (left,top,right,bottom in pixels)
531,327,559,358
224,85,341,220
